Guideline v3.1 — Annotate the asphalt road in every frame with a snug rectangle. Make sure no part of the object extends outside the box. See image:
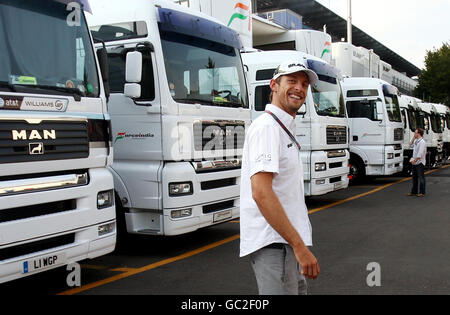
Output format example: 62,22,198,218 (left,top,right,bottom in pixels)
1,164,449,296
